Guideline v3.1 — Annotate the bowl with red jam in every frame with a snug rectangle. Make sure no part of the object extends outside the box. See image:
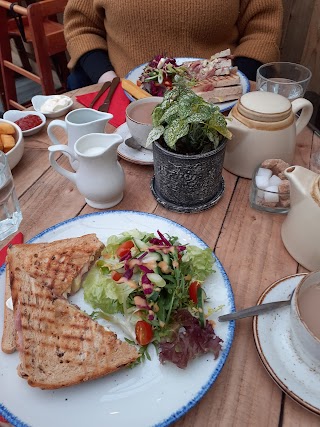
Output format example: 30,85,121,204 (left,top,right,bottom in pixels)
3,110,46,137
